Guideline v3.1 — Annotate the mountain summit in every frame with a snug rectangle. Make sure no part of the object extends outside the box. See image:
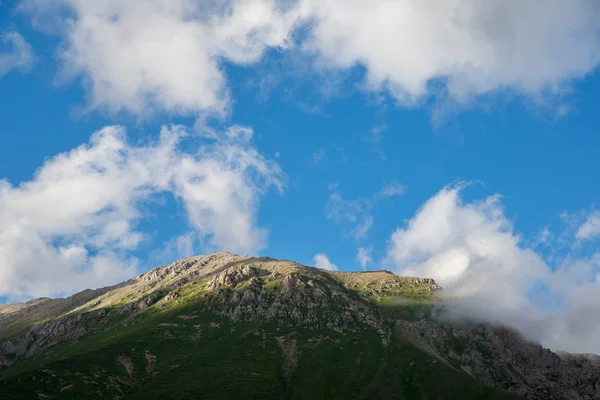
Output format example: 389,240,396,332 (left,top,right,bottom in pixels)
0,252,598,399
